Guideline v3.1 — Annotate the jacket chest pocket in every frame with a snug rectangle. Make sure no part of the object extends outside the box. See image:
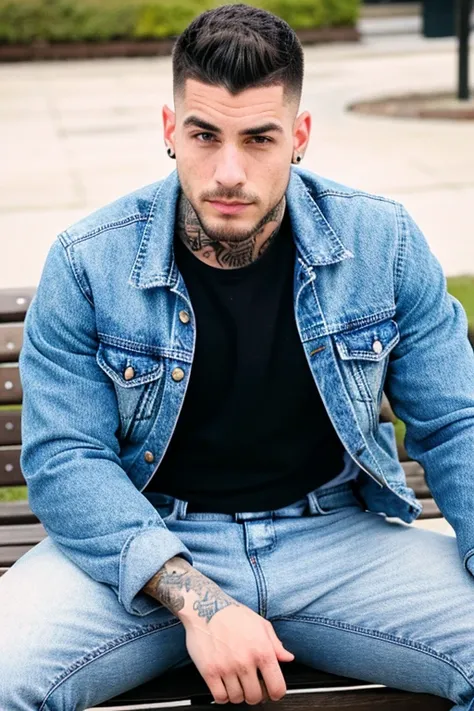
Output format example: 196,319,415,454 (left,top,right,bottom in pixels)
96,342,165,441
333,318,400,416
